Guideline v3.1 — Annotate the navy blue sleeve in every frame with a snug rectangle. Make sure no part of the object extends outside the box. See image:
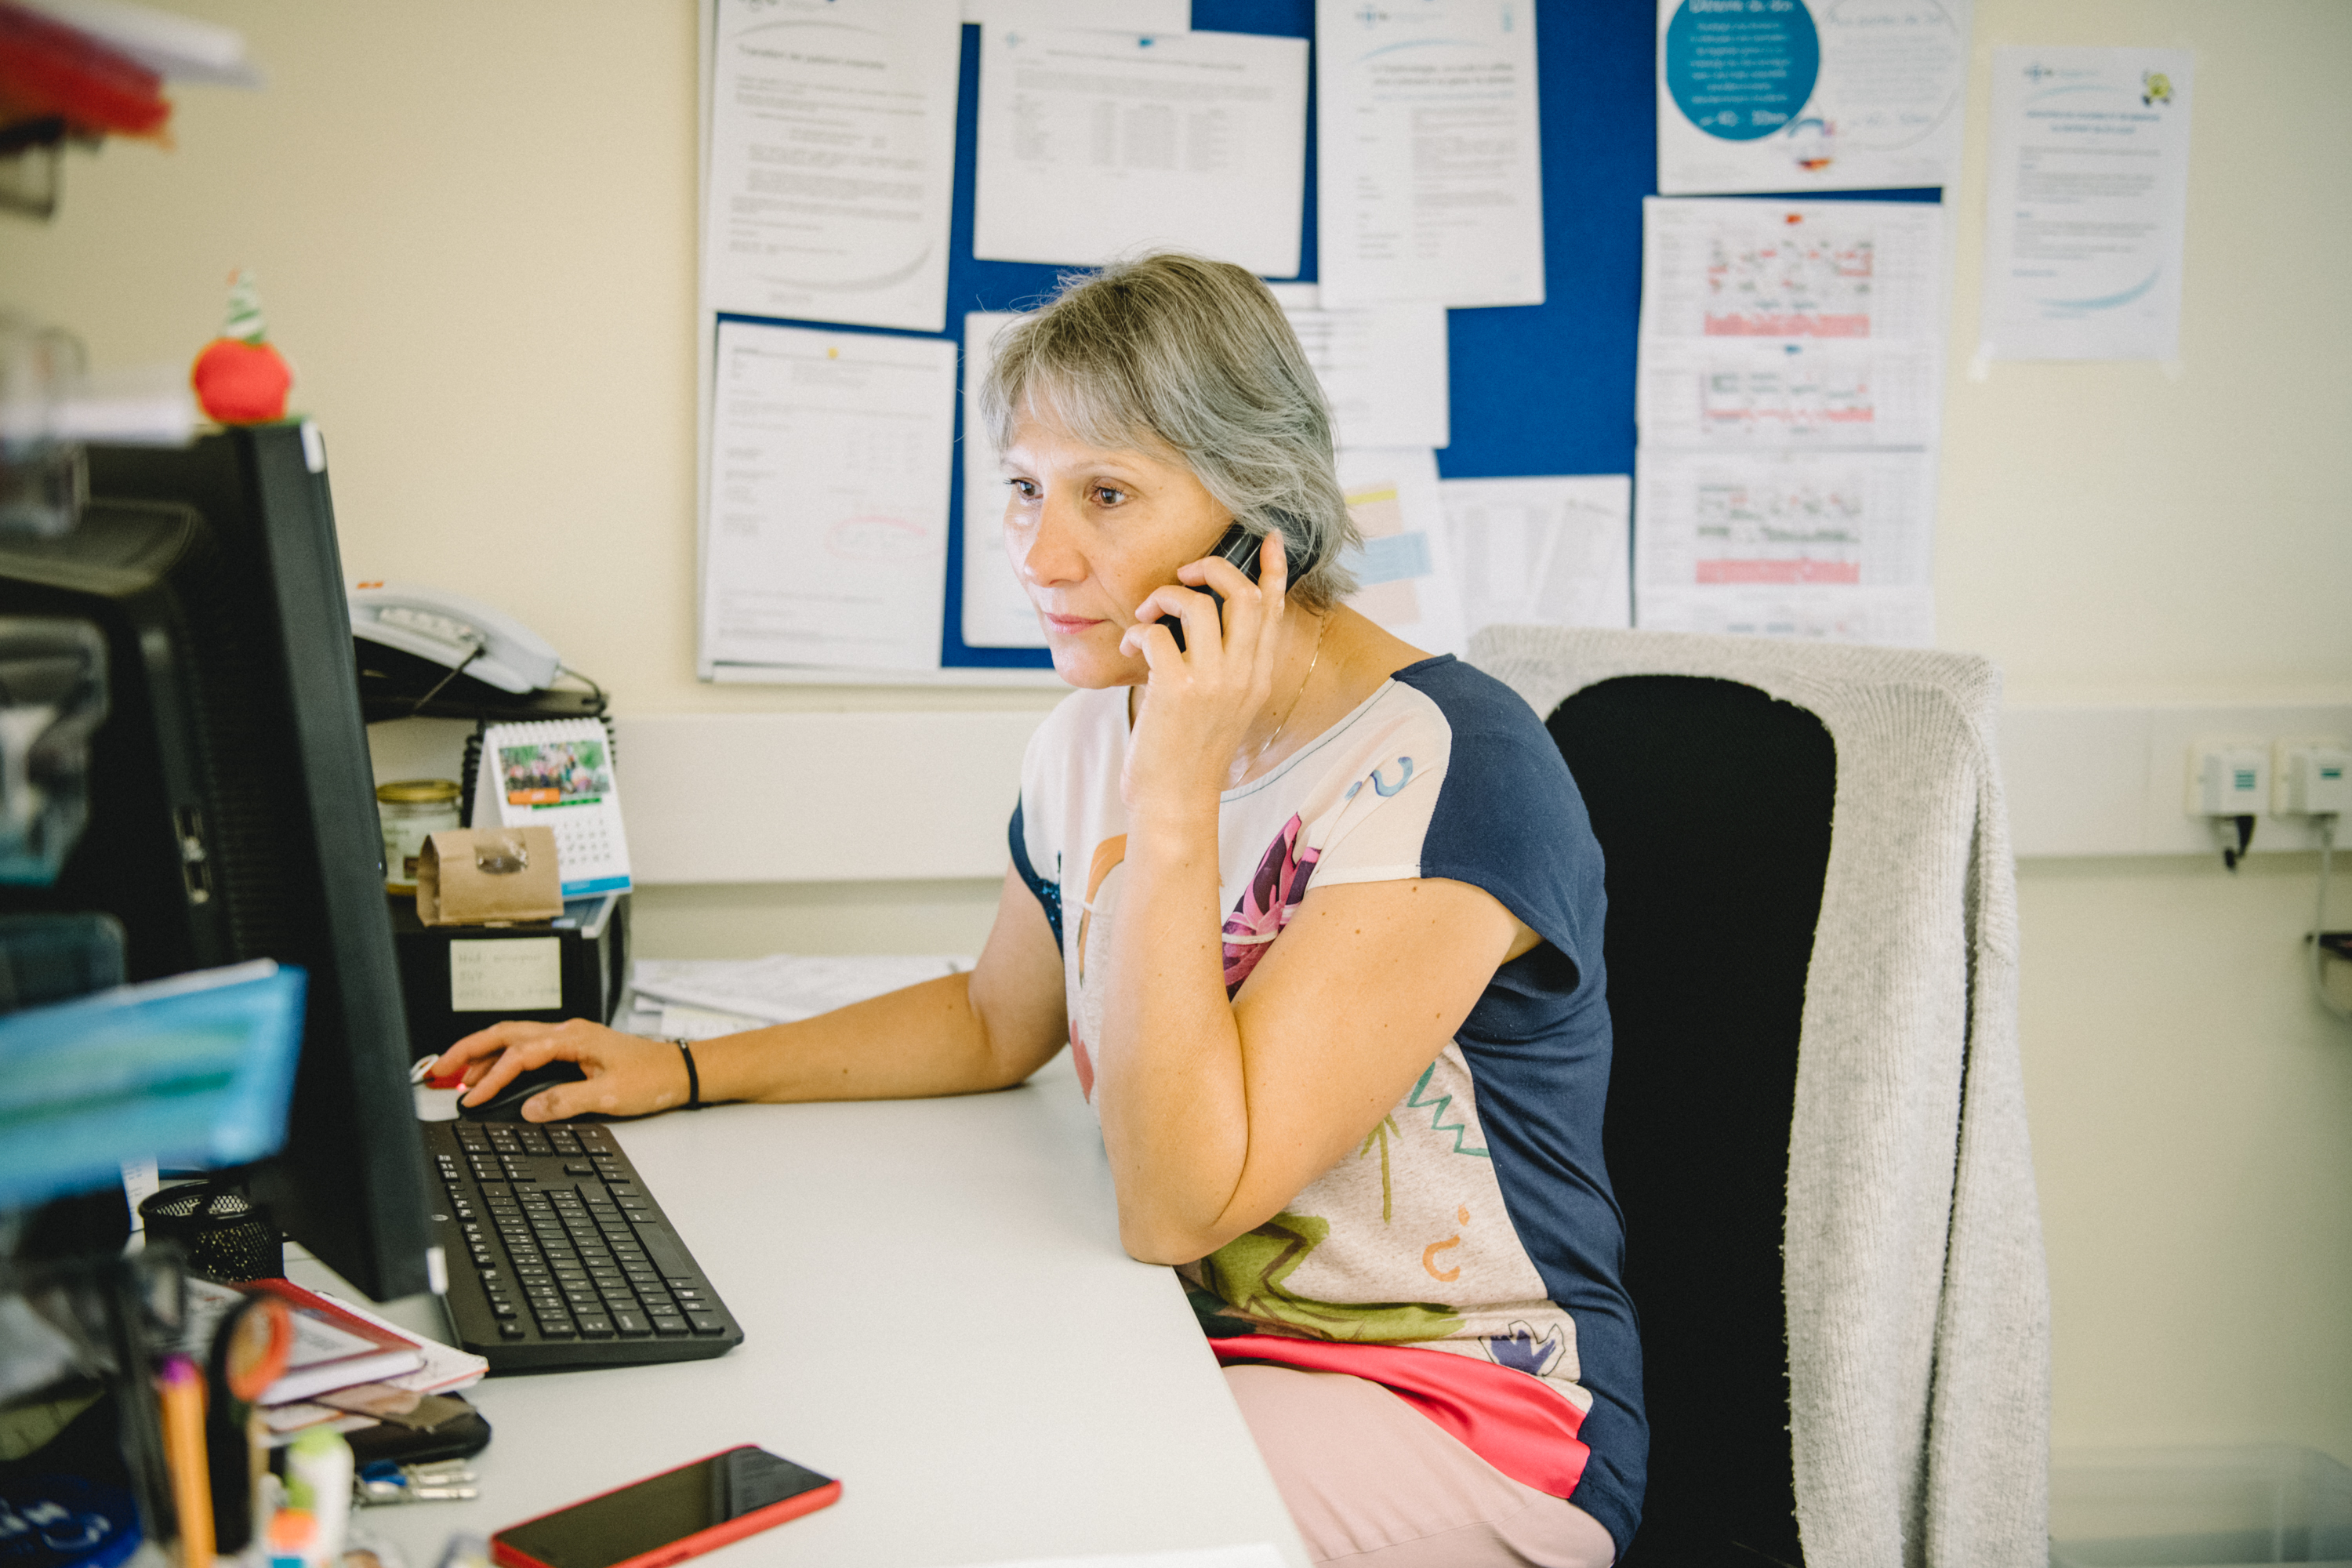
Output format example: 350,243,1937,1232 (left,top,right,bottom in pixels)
1008,800,1063,951
1392,658,1607,1004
